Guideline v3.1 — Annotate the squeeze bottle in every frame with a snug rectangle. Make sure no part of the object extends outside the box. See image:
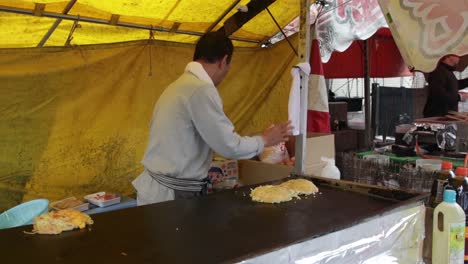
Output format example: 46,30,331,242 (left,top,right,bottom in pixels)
320,157,340,180
430,161,455,207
